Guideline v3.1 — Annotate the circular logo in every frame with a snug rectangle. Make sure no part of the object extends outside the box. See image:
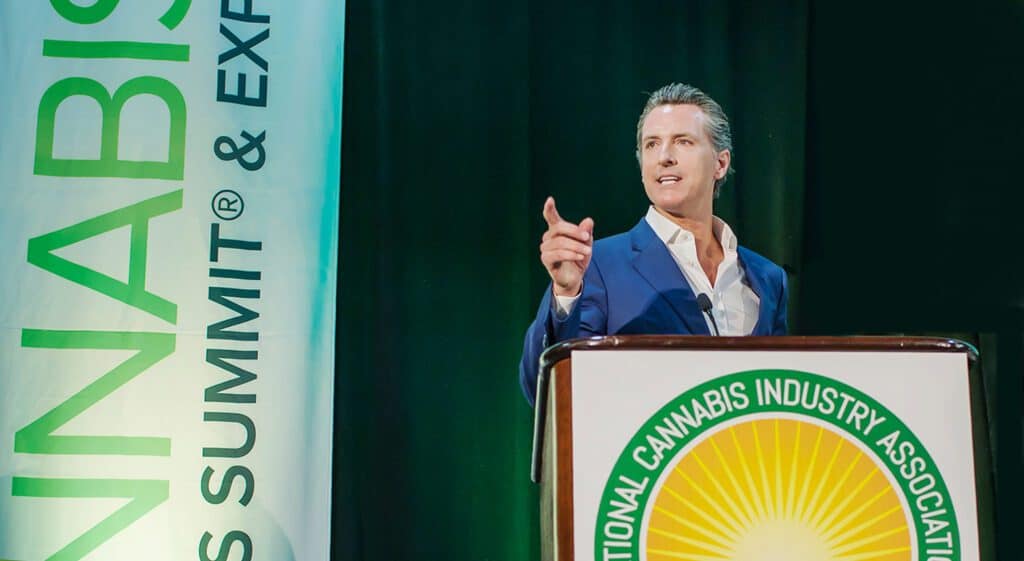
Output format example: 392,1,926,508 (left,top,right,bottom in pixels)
211,189,245,220
594,370,959,561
